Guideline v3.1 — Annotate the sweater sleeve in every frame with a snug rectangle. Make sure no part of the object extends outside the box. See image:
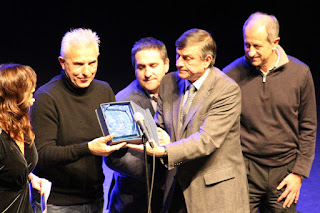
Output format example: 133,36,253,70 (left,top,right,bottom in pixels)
292,68,317,178
30,91,92,167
